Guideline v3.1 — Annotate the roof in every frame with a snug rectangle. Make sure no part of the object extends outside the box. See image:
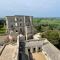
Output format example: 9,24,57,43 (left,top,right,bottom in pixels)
6,15,33,17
